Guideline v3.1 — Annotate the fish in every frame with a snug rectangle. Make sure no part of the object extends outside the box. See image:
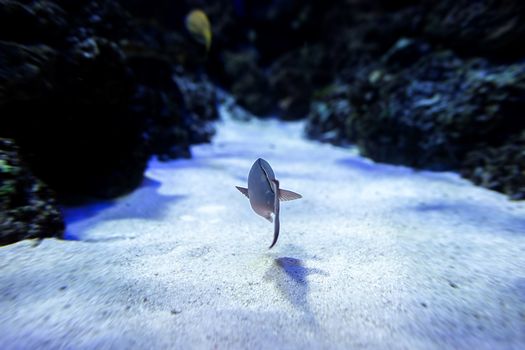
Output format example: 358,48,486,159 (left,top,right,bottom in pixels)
236,158,302,248
185,9,212,51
